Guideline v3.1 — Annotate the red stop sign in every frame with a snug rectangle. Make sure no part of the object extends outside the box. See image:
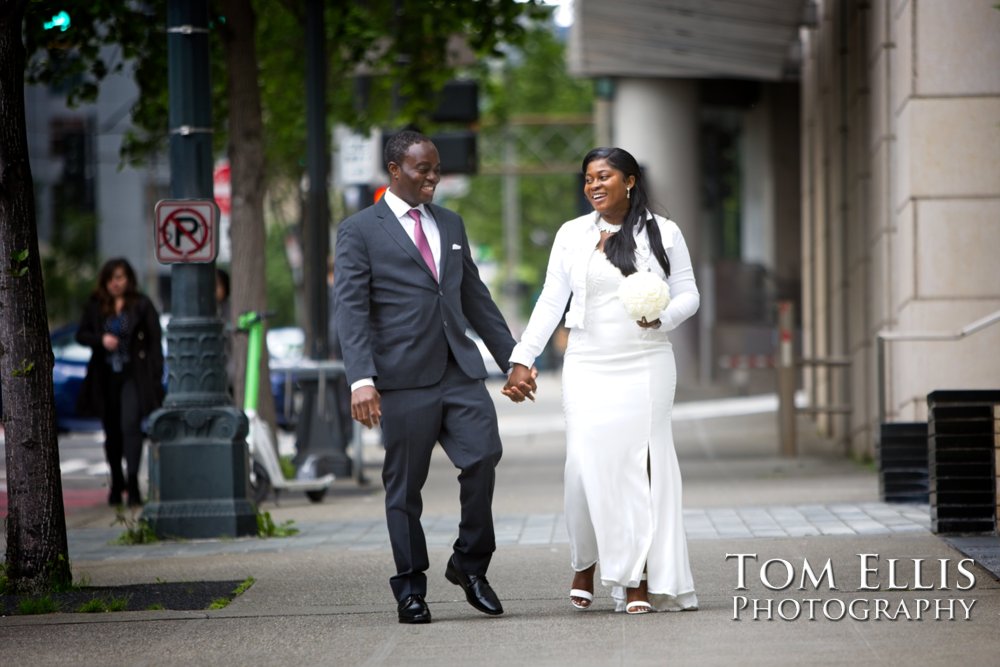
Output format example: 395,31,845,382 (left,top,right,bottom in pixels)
213,161,231,215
